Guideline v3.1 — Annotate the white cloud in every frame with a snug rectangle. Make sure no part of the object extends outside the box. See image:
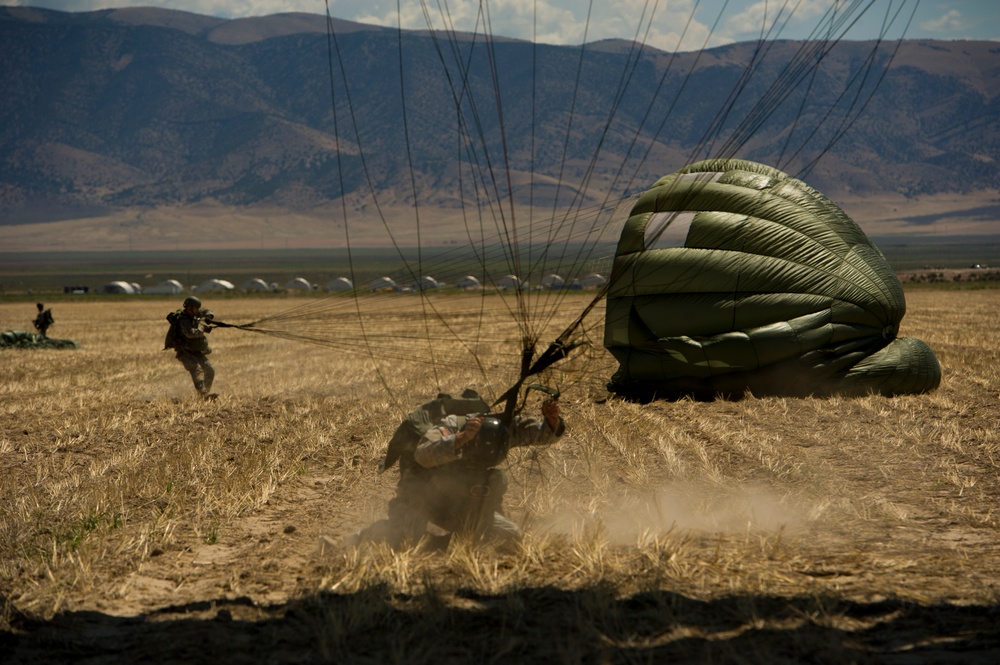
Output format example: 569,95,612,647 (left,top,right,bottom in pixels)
920,9,966,34
11,0,988,45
